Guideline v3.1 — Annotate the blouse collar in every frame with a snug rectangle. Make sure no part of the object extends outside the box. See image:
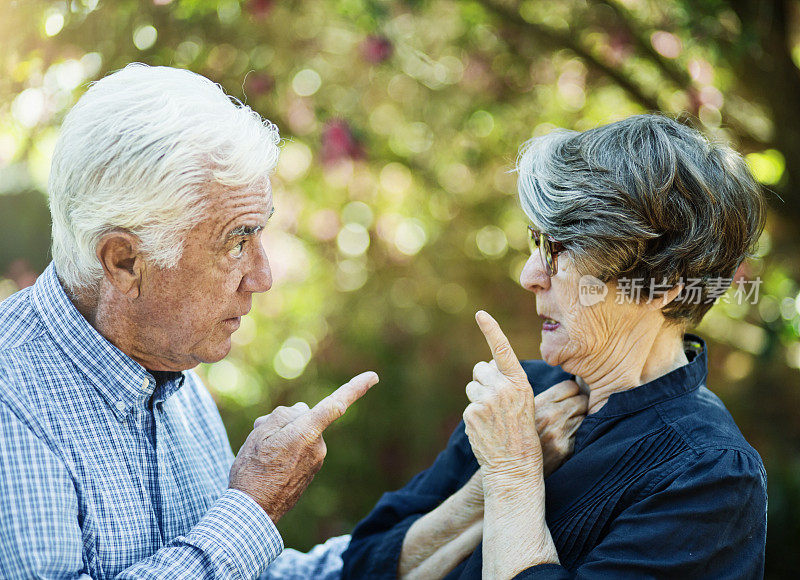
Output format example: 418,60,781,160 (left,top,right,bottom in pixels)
585,333,708,418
